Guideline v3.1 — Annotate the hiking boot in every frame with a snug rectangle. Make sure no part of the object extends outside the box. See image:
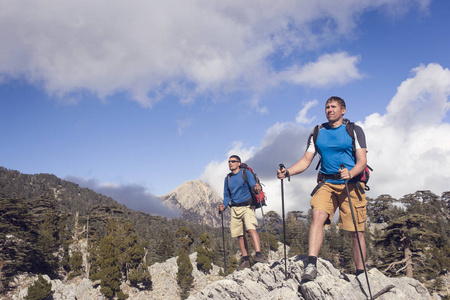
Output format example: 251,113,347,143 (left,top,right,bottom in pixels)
237,258,251,270
253,253,267,264
301,264,317,281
